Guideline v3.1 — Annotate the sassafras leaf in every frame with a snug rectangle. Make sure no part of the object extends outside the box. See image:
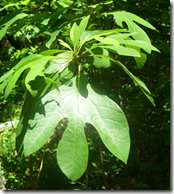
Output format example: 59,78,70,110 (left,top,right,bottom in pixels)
19,75,130,181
